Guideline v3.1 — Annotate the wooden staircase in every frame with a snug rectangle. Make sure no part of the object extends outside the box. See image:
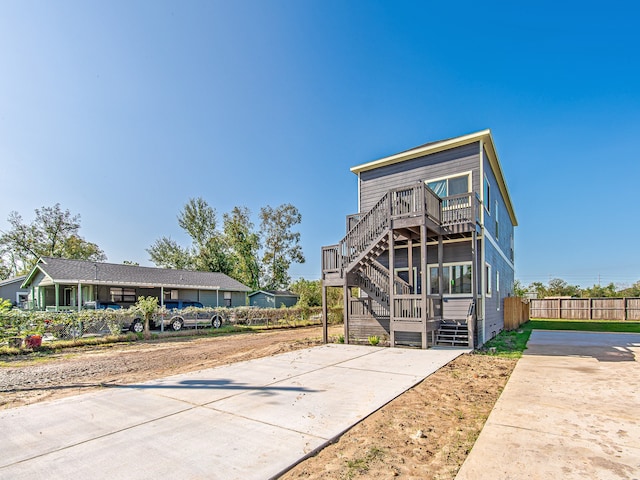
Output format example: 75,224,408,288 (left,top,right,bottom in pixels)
321,181,479,349
436,321,469,347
